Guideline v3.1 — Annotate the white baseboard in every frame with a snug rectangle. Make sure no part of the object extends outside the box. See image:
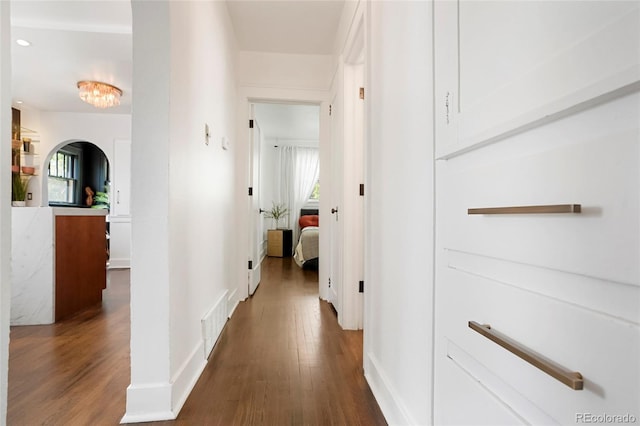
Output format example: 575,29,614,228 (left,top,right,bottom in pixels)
228,288,239,317
121,382,174,423
121,345,208,423
171,341,207,418
365,352,416,426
